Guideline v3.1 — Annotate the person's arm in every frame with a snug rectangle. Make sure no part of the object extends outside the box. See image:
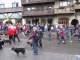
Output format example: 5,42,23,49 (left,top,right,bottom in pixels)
29,32,33,40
